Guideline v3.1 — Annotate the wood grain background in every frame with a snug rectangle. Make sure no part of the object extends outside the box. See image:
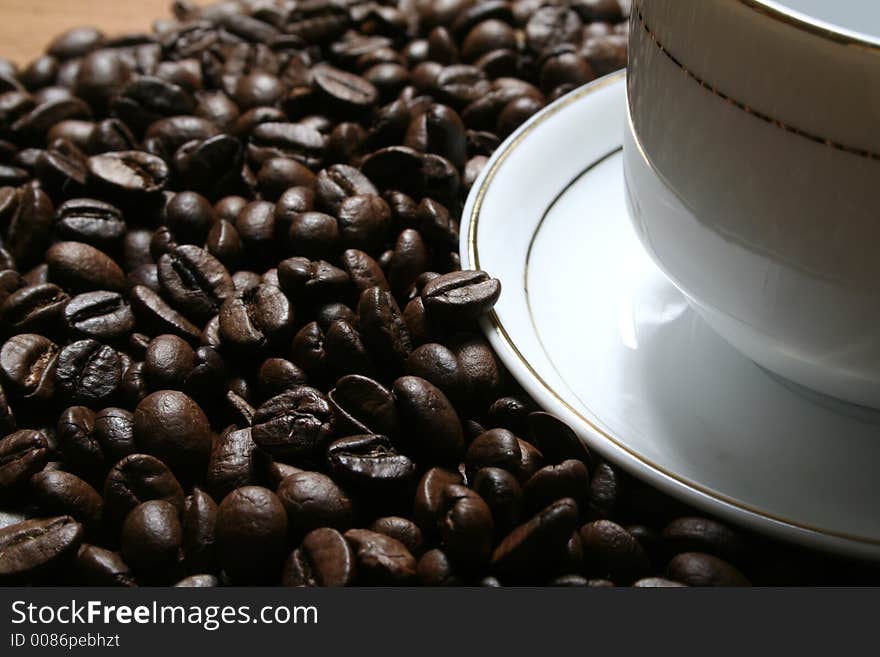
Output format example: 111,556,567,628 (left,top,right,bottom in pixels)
0,0,210,65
